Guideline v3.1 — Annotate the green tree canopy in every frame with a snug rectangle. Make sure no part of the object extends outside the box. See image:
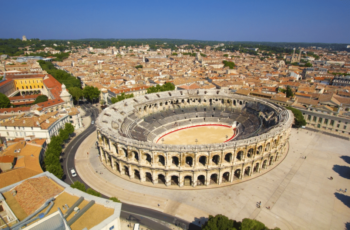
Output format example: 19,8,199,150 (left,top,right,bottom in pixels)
68,87,83,104
34,95,48,104
222,60,235,69
0,93,11,108
147,82,175,94
109,197,121,203
86,188,101,197
59,129,69,141
111,93,134,104
65,123,75,135
135,64,143,69
286,107,307,127
304,62,312,67
71,181,86,191
46,164,64,179
83,85,100,102
285,86,294,98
